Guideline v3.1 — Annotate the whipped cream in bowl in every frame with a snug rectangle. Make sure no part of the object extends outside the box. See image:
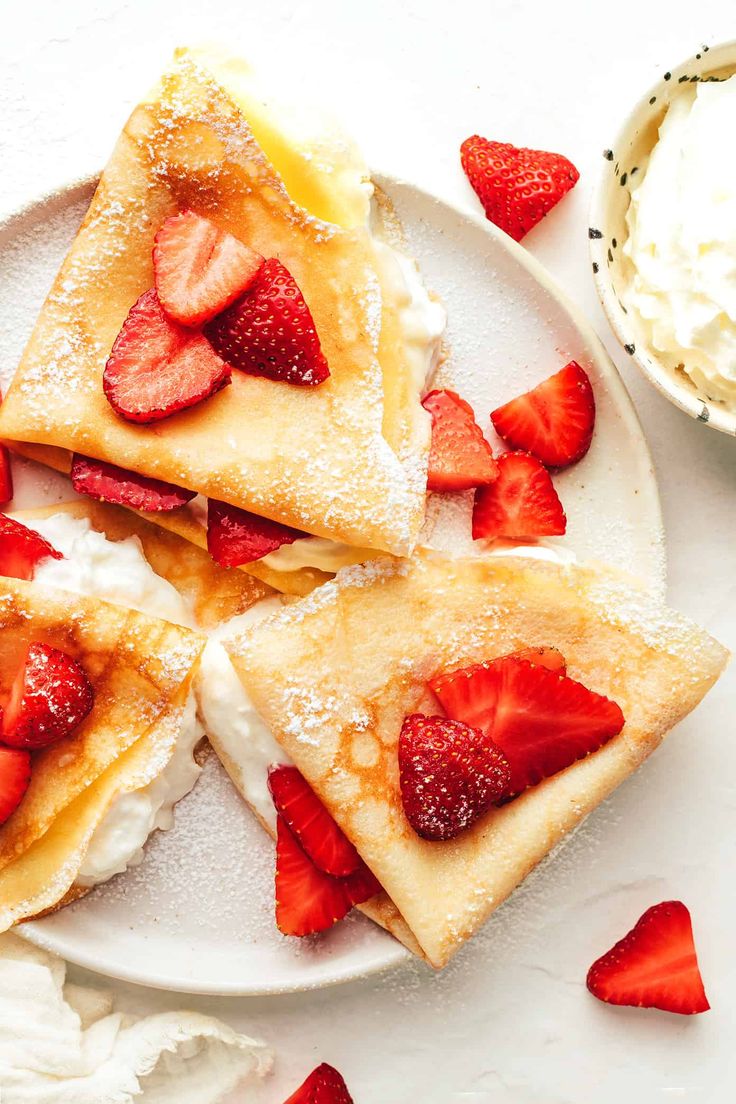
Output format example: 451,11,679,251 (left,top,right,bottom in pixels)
590,41,736,435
